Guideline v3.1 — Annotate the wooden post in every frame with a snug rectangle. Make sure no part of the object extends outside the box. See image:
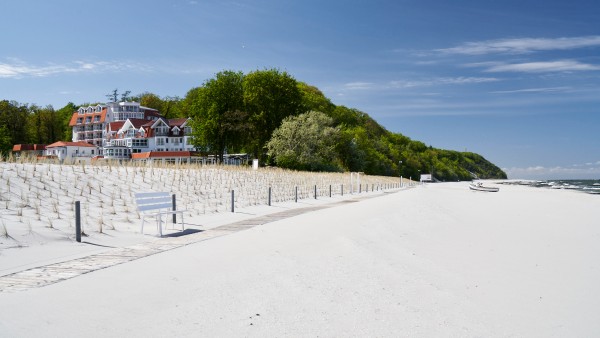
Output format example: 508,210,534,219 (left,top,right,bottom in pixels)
75,201,81,243
314,185,317,199
329,185,332,198
295,186,298,203
231,190,234,212
268,187,272,206
172,194,176,224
